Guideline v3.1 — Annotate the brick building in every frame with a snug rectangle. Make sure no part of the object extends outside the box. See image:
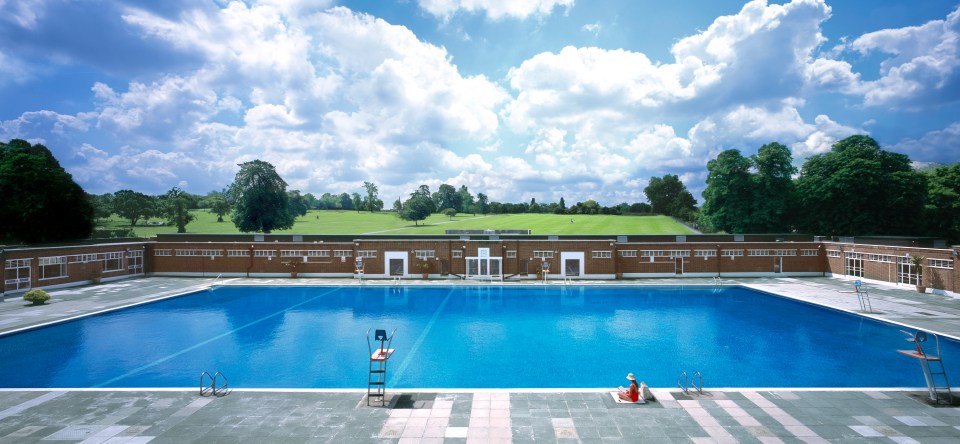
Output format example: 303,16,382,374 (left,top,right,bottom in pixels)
2,234,957,296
